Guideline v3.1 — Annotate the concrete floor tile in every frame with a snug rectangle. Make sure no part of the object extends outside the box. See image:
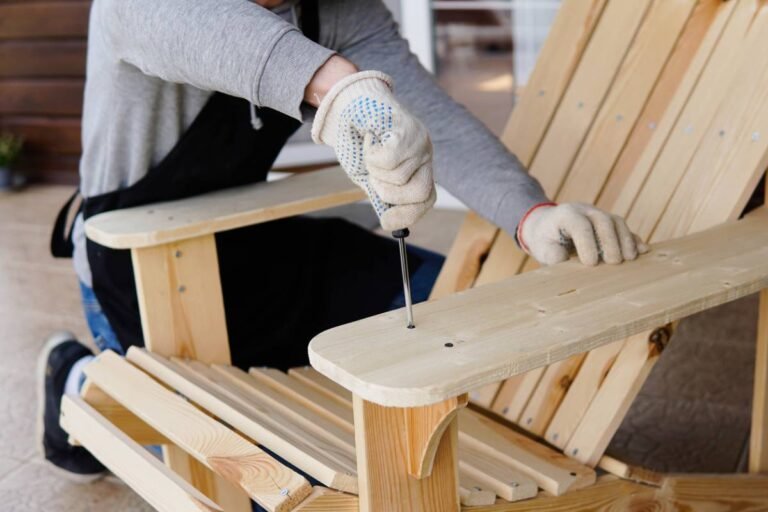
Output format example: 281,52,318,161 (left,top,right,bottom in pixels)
0,459,153,512
0,456,27,481
0,368,40,461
